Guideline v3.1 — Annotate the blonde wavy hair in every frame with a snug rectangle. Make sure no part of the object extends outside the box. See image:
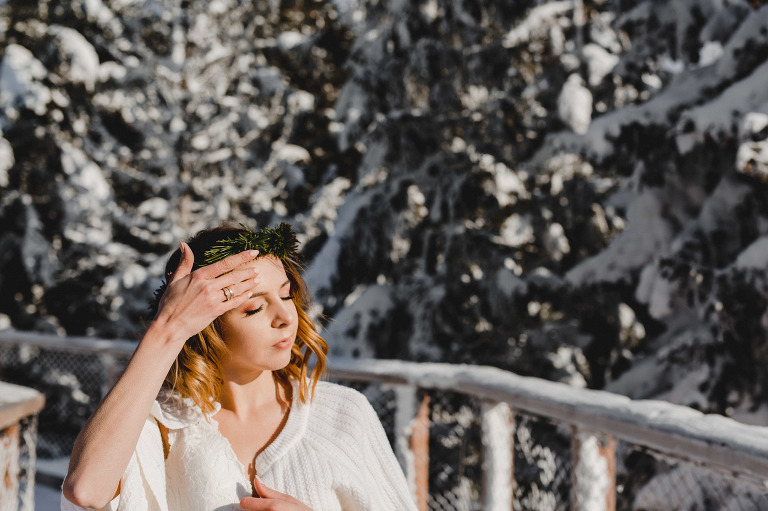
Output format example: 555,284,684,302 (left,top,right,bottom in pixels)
158,225,328,414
